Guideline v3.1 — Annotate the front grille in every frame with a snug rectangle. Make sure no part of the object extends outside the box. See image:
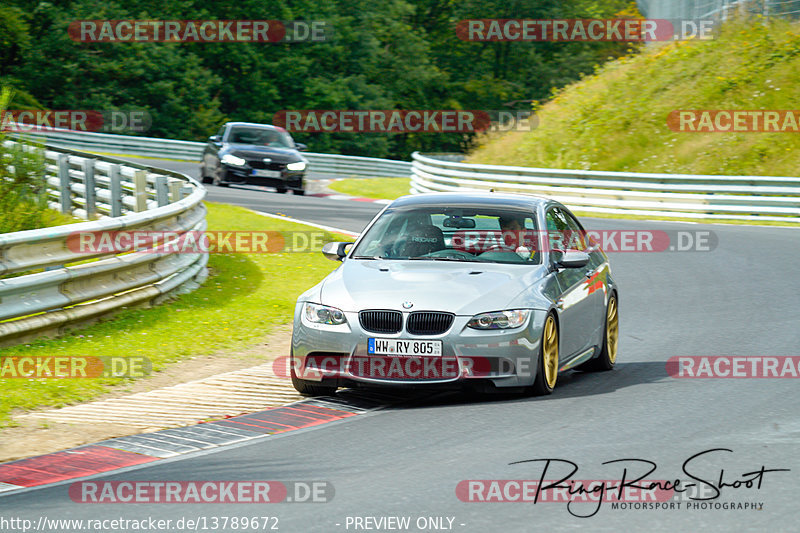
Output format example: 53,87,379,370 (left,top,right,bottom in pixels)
248,160,286,171
406,312,455,335
359,310,402,334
